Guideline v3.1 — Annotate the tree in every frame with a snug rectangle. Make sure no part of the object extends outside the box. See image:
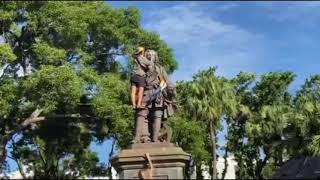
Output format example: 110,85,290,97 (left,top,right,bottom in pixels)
294,75,320,156
225,71,255,179
179,67,238,179
170,105,211,179
228,71,296,179
0,1,177,177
